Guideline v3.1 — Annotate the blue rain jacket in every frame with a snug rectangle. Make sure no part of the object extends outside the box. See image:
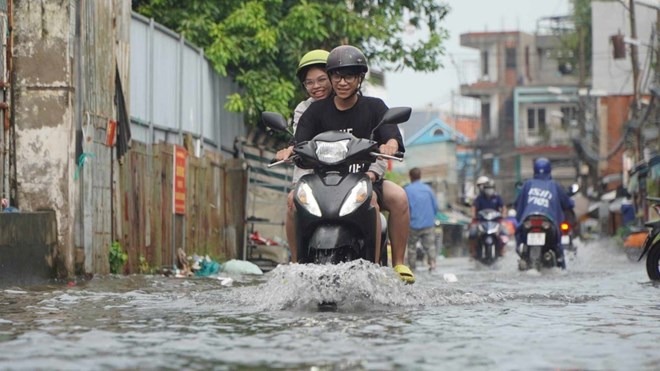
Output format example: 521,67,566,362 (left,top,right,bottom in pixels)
514,174,572,231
